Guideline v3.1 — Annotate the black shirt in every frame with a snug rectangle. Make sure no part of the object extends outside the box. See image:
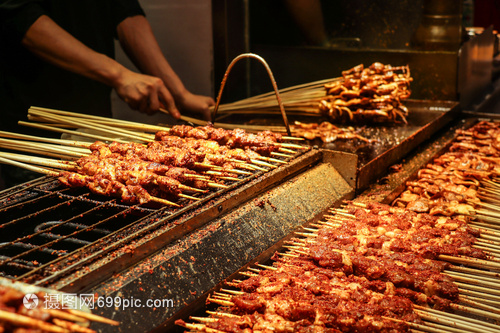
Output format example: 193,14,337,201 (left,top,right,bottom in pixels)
0,0,145,133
